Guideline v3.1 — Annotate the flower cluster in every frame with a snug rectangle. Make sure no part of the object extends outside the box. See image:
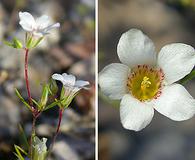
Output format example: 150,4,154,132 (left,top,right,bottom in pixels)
99,28,195,131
